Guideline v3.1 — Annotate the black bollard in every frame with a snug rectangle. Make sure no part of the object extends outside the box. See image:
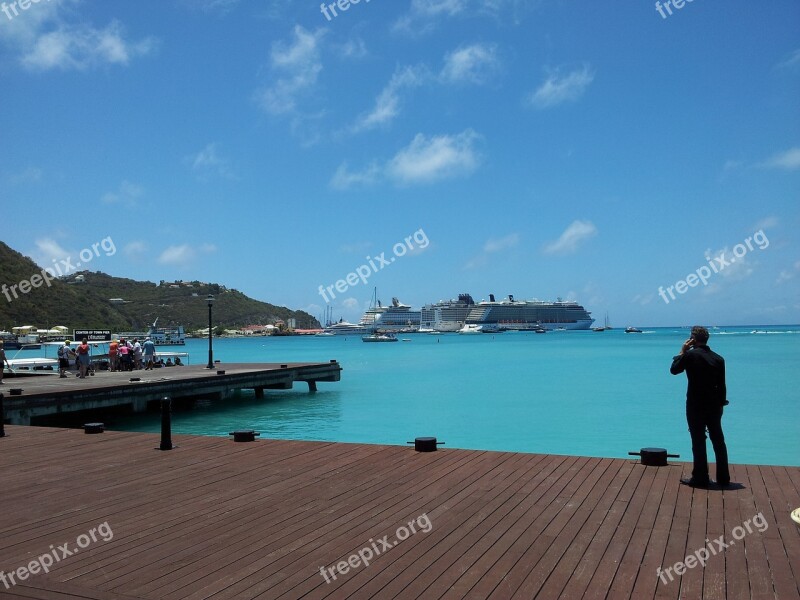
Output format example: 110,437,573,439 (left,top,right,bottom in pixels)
0,393,5,438
158,396,173,451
